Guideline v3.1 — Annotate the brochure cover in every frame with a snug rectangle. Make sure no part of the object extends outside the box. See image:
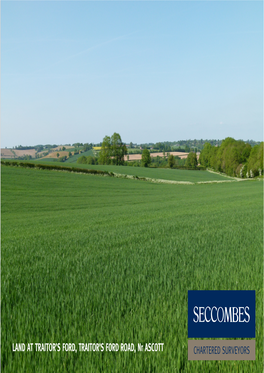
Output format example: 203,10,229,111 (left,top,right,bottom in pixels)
1,1,263,372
